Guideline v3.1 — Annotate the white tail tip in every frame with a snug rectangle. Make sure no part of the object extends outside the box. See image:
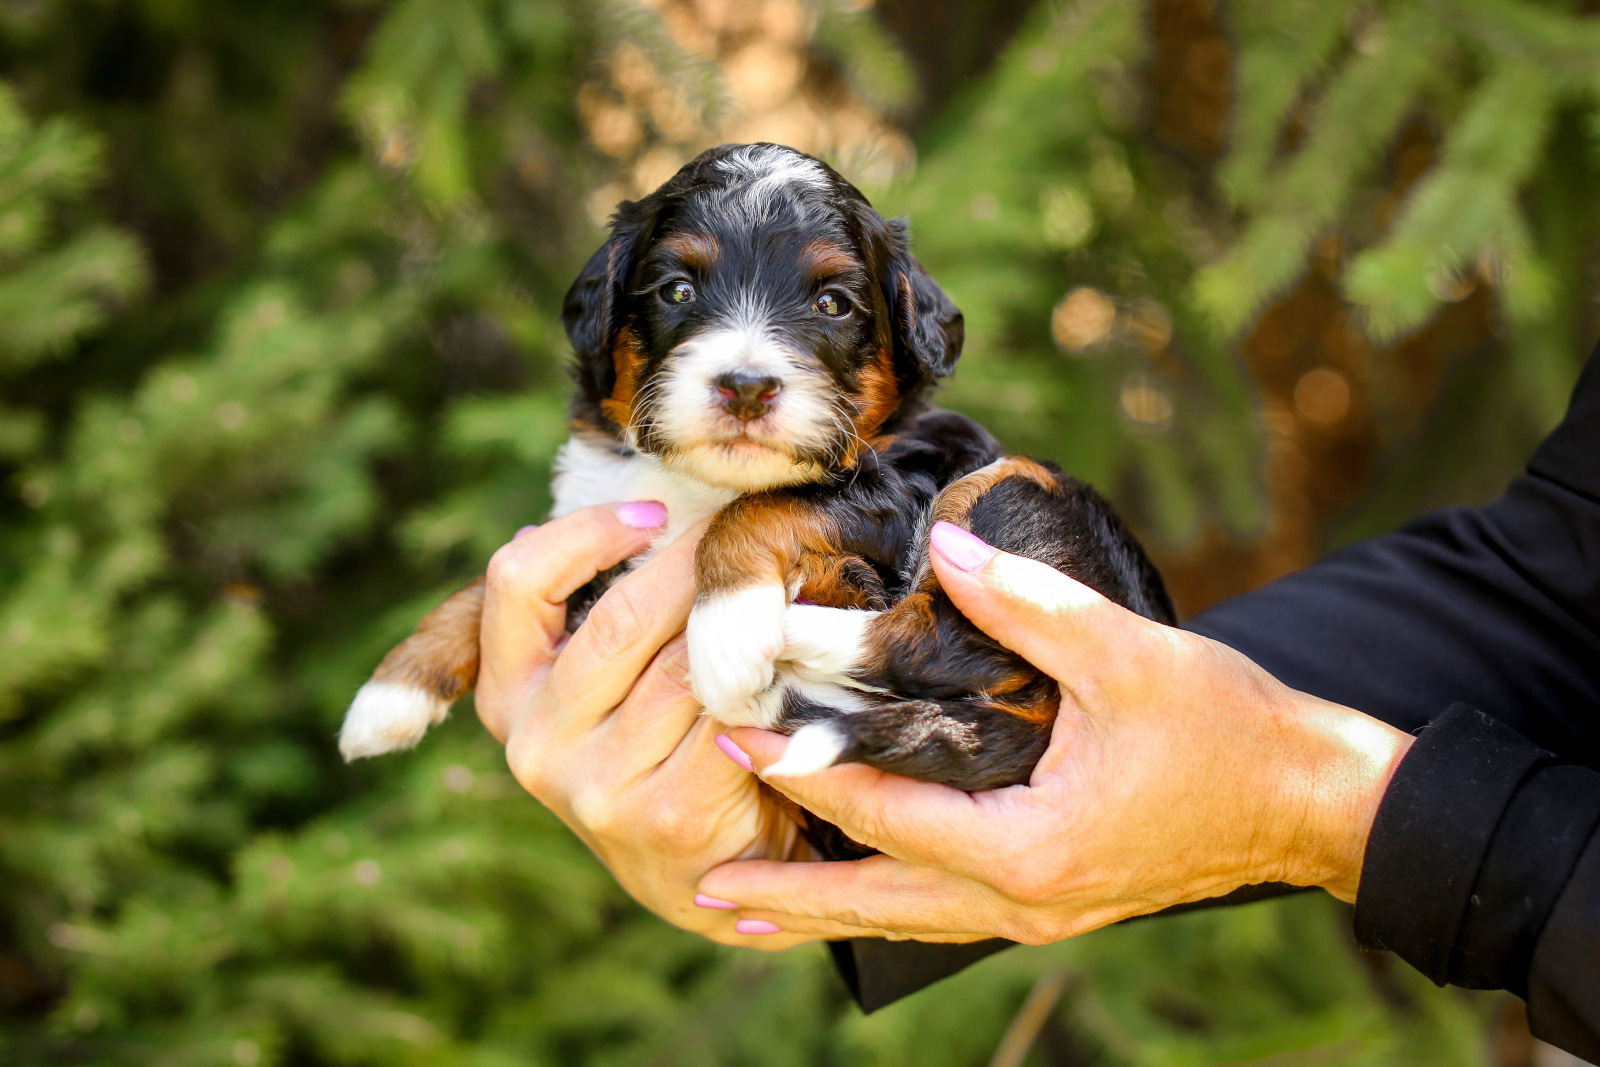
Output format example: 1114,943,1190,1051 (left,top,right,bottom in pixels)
339,682,449,761
763,719,848,778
